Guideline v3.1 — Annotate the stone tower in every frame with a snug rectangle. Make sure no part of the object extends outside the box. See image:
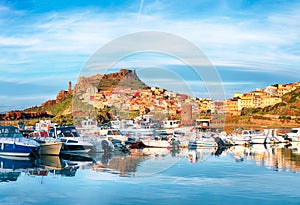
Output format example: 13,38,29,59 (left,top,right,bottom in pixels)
68,81,72,92
181,103,193,126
